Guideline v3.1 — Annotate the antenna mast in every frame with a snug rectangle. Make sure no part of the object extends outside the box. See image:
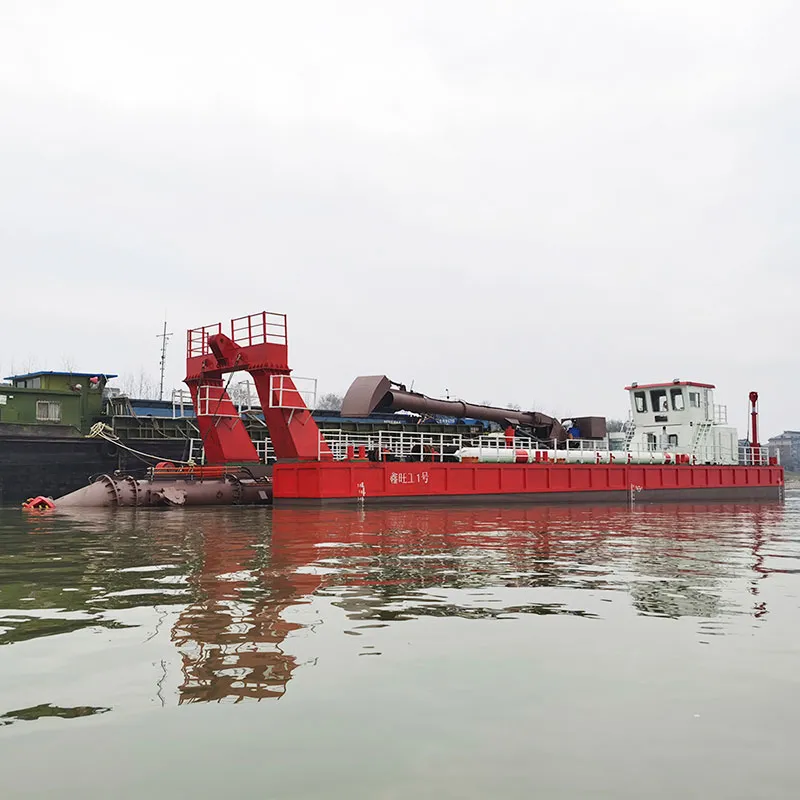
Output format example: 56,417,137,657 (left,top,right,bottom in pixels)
157,319,173,401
